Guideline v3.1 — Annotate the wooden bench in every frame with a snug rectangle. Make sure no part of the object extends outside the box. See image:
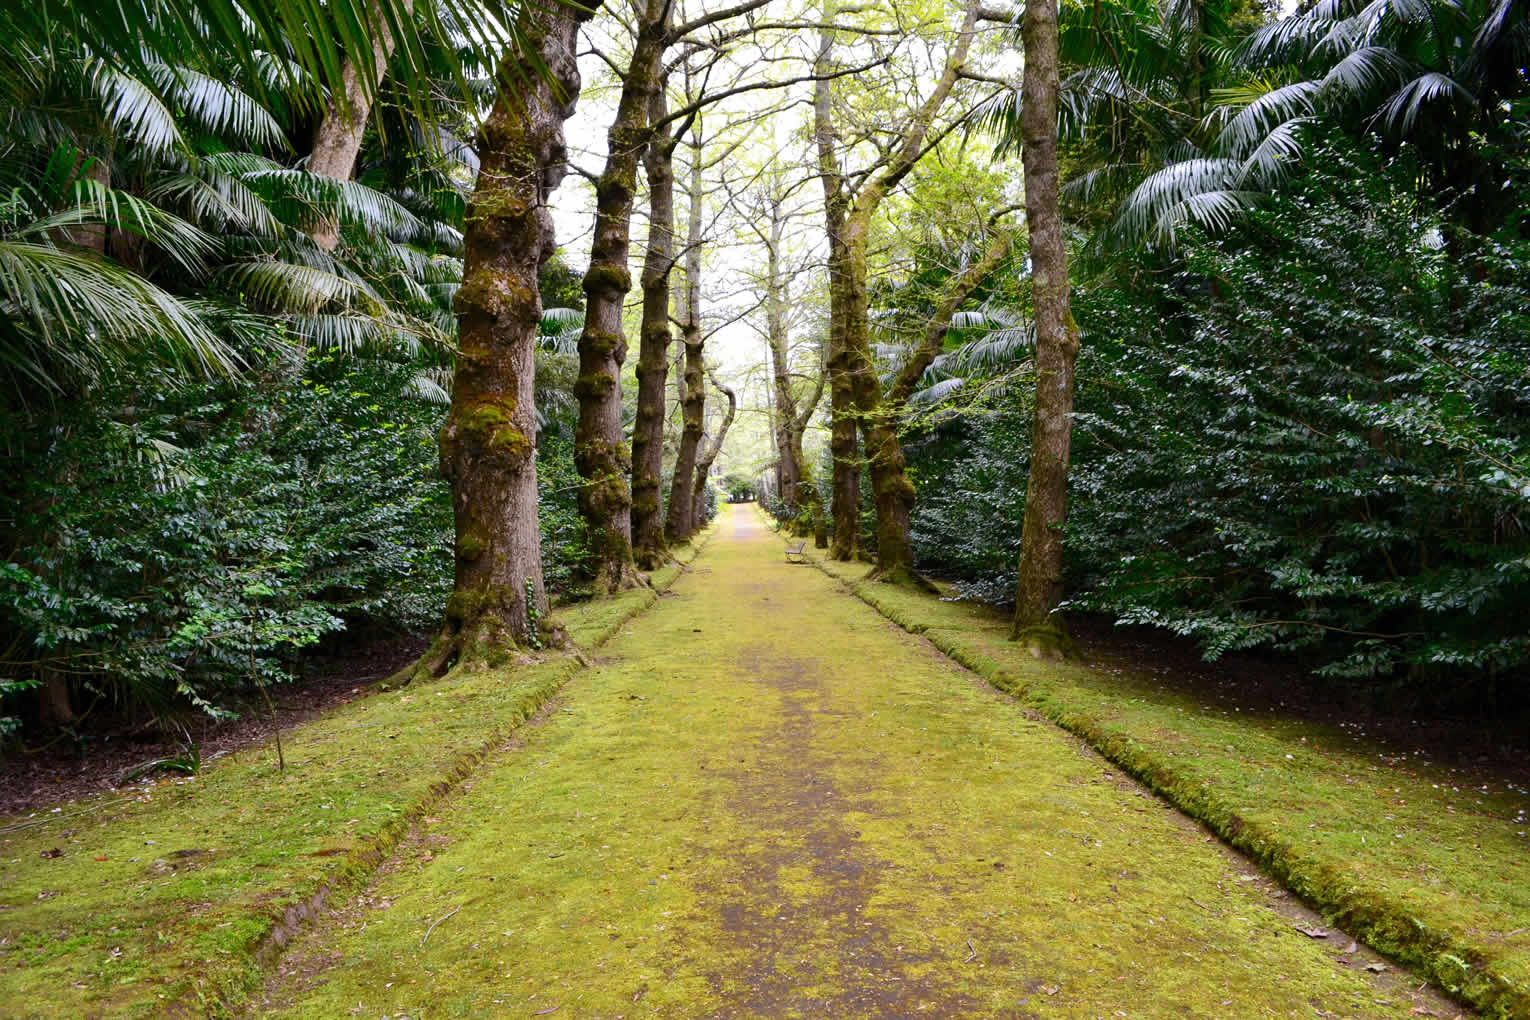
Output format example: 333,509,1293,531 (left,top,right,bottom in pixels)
784,540,807,563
